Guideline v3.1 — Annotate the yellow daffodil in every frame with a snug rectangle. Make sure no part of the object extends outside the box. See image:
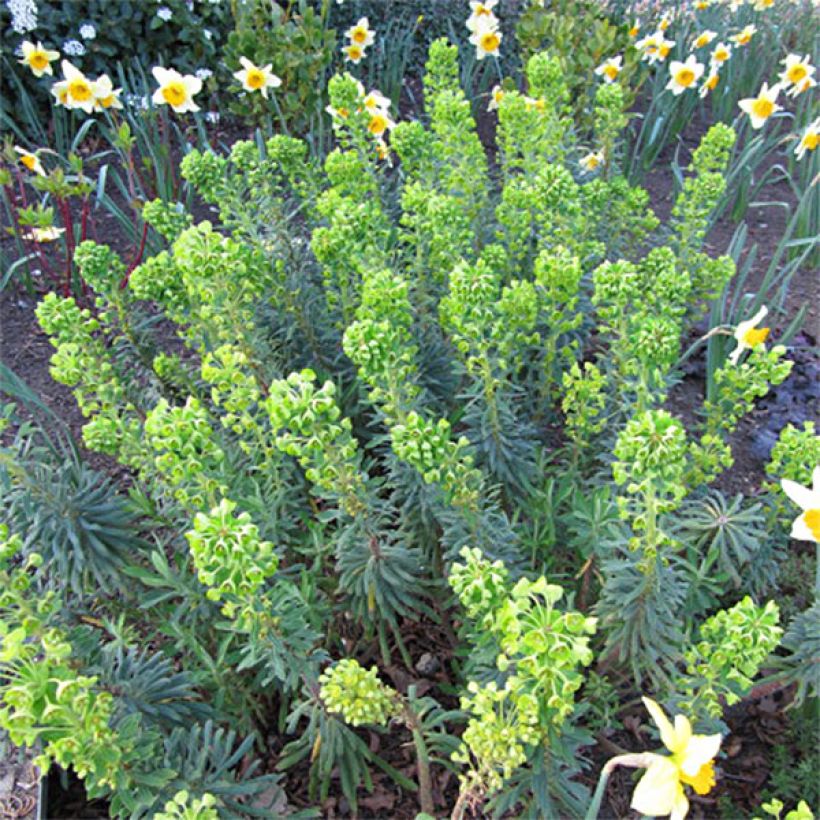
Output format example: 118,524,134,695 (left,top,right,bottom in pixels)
754,0,775,9
580,150,604,172
342,44,366,64
19,40,59,77
787,75,816,97
781,467,820,542
794,117,819,160
367,110,395,137
694,0,710,9
466,0,498,33
631,698,722,820
93,74,123,110
487,84,505,112
779,54,815,90
738,82,782,129
732,25,756,46
729,305,770,365
345,17,374,47
14,146,45,176
151,66,201,113
60,60,97,114
23,226,65,243
362,89,390,113
667,56,704,95
692,30,716,50
233,57,282,99
595,55,623,83
710,42,731,65
469,20,502,60
699,70,720,98
524,96,547,113
325,104,349,120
